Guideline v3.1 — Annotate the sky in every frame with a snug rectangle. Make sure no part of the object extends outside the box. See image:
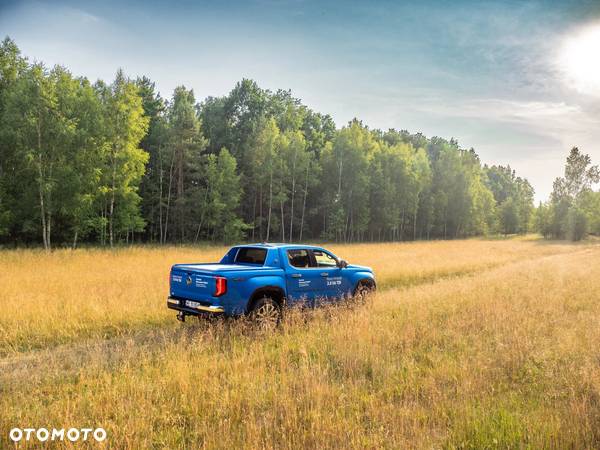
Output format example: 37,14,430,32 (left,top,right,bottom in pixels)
1,0,600,201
